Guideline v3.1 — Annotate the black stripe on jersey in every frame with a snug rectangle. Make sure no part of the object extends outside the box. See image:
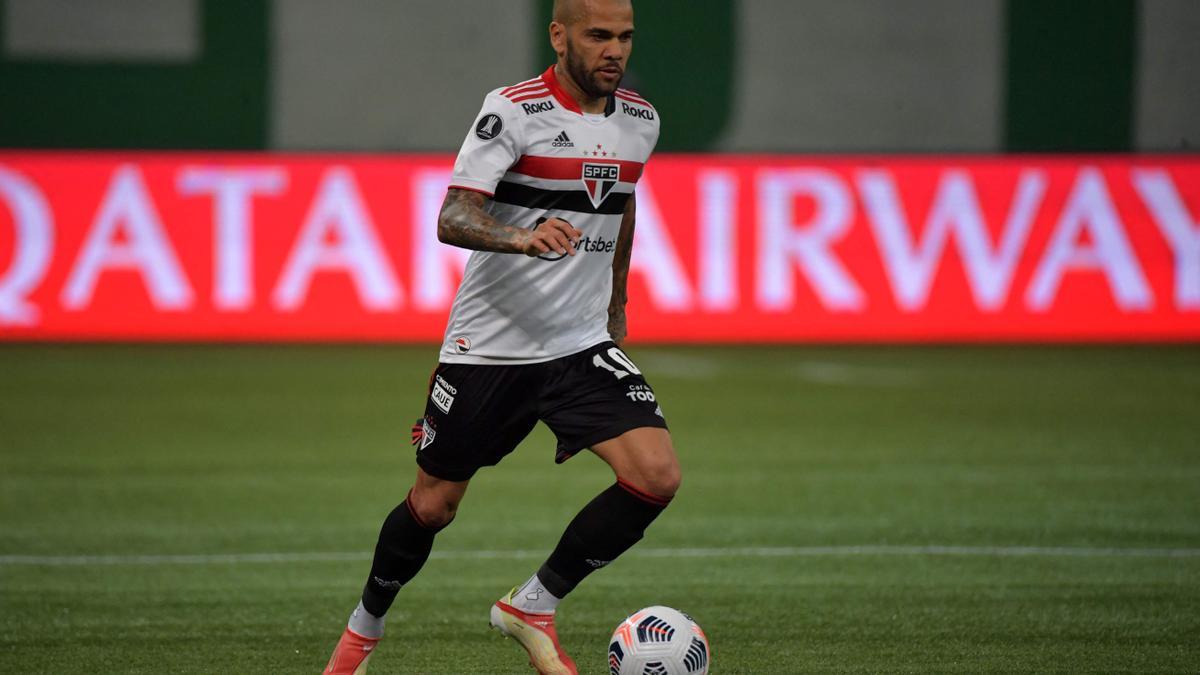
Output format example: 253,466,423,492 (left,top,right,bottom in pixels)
492,181,630,215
